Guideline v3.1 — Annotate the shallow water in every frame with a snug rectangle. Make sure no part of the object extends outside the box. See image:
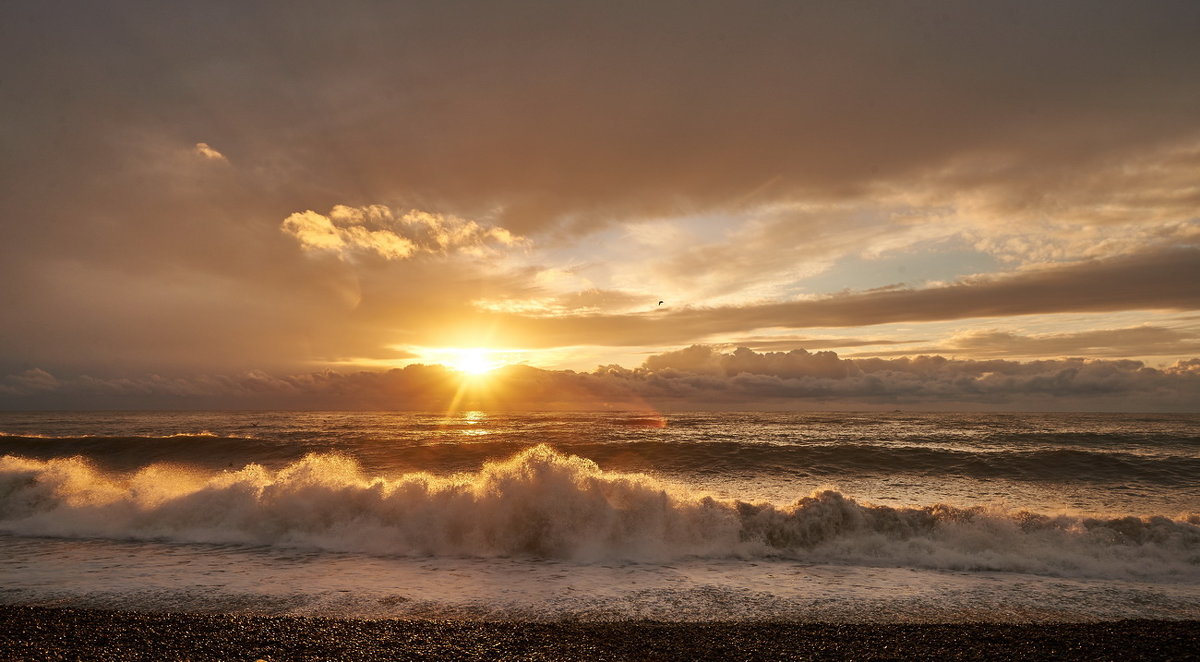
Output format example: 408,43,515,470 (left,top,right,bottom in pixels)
2,536,1196,622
